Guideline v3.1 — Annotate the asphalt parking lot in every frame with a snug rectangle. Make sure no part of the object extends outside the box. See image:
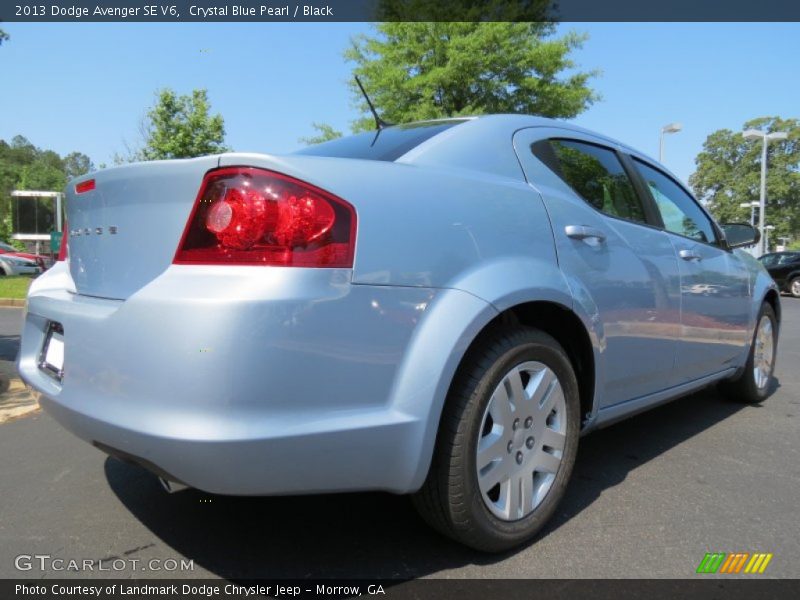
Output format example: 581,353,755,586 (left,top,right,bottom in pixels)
1,301,798,580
